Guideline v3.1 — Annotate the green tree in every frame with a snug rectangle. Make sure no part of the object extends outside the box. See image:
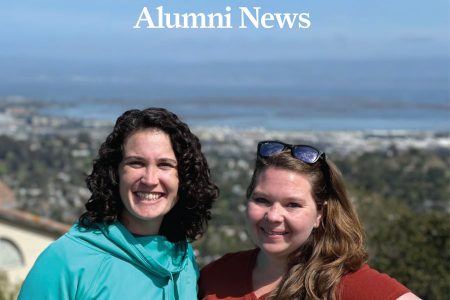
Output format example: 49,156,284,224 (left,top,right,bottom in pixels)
357,194,450,299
